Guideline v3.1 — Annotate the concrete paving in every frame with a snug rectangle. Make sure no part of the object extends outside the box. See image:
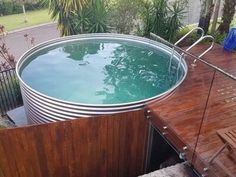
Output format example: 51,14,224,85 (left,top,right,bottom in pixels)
2,23,60,61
